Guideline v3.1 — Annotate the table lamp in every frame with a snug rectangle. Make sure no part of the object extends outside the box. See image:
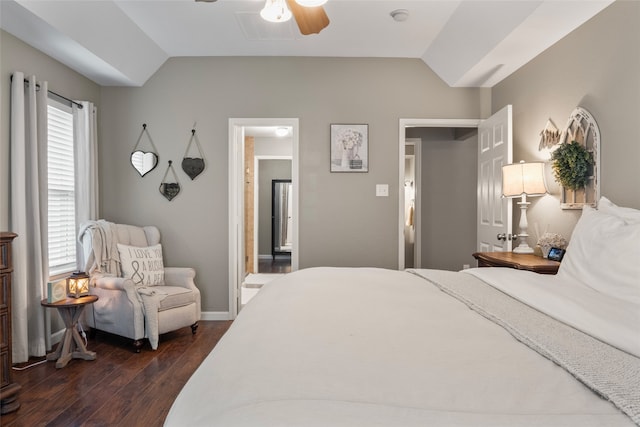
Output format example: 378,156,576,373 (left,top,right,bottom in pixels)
502,161,548,253
67,271,90,298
